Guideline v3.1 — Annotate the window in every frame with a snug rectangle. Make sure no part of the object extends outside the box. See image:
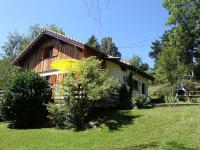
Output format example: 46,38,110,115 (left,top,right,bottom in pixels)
142,83,146,95
133,79,138,90
43,46,53,58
